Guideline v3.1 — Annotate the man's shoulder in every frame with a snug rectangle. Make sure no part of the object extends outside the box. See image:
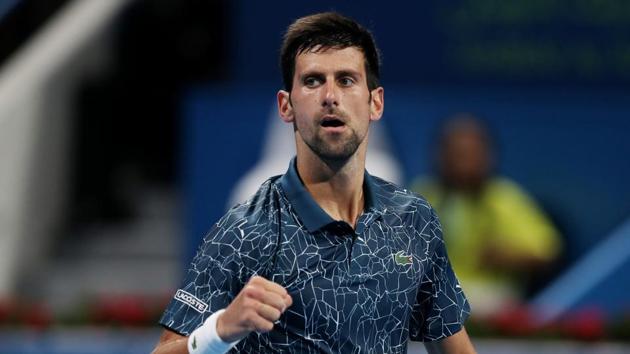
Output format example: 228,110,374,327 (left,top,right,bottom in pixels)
370,175,434,216
485,176,530,197
215,176,284,236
